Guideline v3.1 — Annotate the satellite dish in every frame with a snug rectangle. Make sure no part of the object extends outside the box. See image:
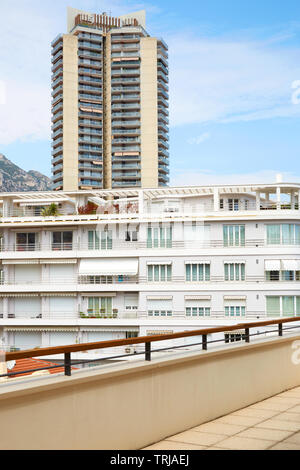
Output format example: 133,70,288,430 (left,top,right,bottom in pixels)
6,360,16,370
